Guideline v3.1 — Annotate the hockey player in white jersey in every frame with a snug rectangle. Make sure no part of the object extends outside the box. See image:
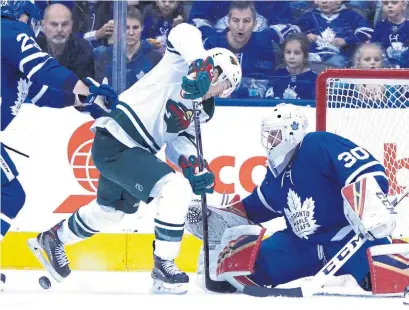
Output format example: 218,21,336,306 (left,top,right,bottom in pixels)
28,23,242,294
